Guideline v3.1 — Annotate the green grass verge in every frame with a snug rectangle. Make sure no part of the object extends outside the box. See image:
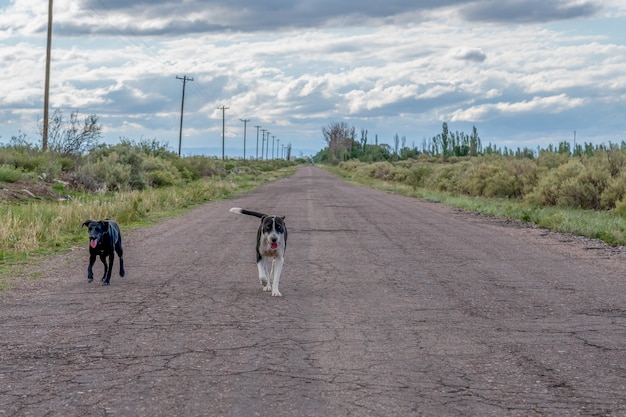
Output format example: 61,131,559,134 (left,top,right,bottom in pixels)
325,165,626,246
